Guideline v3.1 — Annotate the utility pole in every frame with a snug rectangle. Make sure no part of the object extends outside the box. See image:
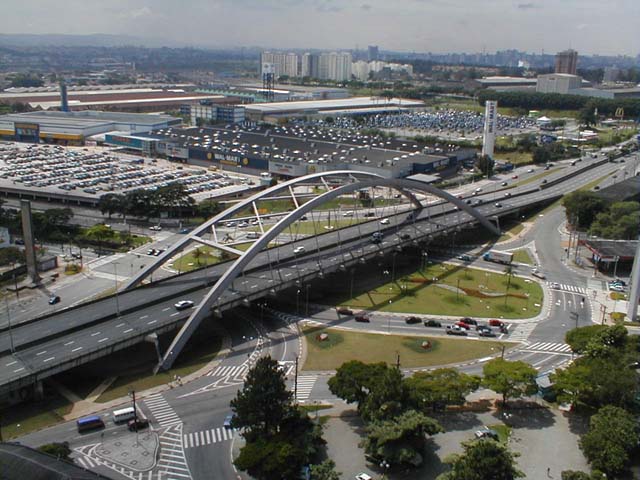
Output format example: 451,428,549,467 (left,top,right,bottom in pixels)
396,351,400,369
294,355,299,403
113,262,121,317
4,295,15,353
